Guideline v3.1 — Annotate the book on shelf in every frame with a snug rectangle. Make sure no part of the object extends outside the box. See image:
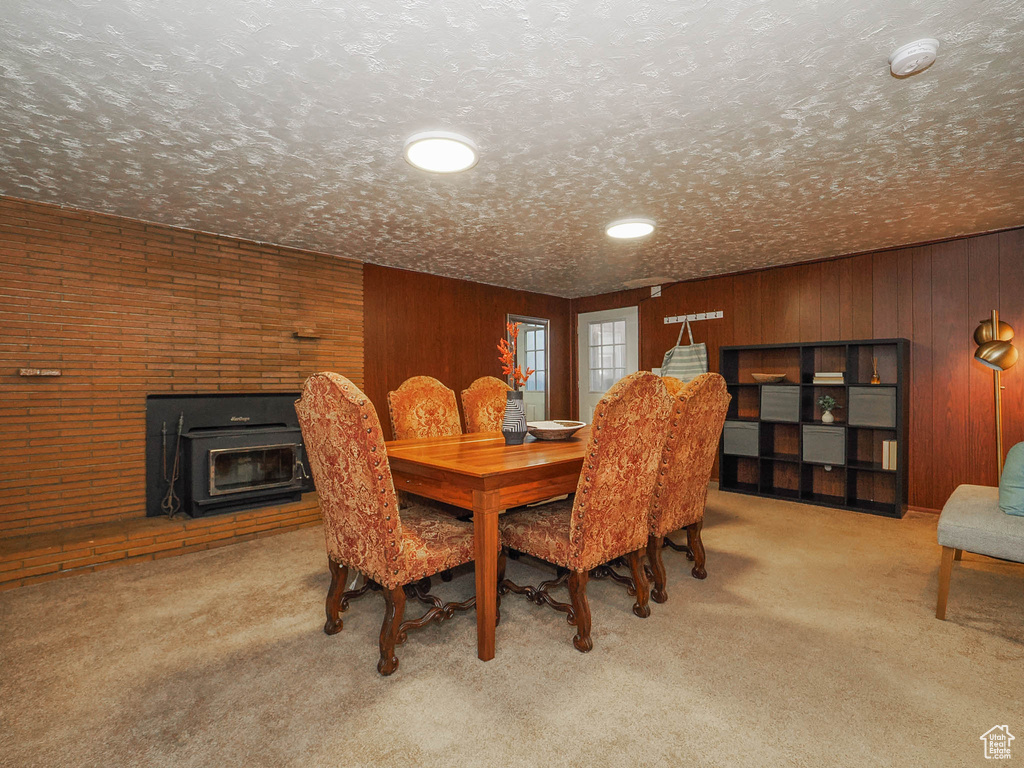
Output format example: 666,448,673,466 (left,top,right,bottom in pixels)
882,439,897,470
813,371,845,384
